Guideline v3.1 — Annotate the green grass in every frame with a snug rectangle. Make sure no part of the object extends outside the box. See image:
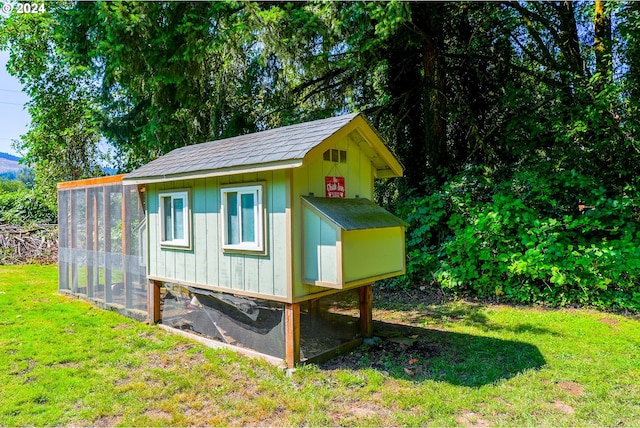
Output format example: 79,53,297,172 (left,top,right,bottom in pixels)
1,265,639,426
